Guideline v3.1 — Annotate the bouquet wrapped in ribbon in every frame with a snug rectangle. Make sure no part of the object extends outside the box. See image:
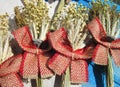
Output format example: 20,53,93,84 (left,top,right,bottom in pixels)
48,2,95,87
0,0,54,87
0,0,120,87
88,0,120,87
